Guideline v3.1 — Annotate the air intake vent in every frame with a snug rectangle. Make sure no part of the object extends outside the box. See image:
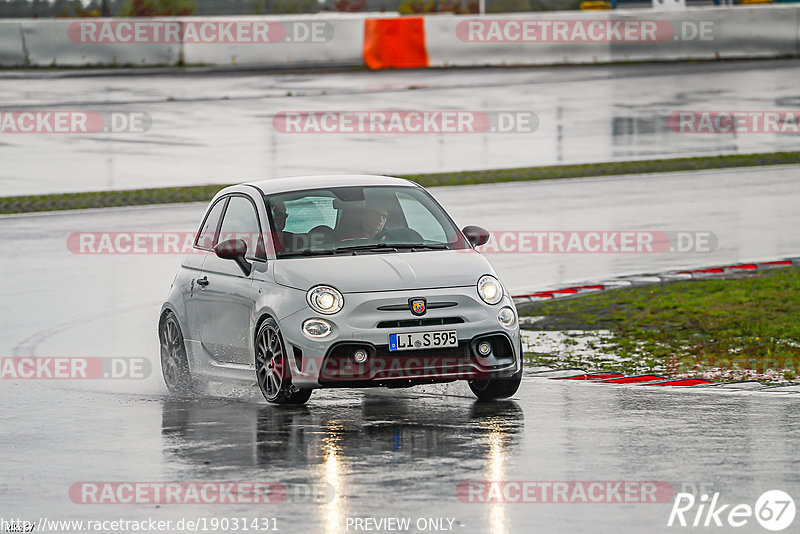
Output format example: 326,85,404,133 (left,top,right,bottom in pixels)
376,301,458,311
292,346,303,369
376,317,465,329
